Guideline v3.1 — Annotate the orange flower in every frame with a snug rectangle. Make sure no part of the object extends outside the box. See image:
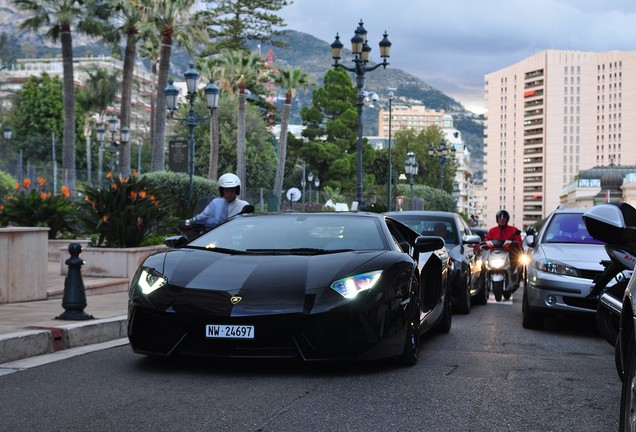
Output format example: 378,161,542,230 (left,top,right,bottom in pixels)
130,191,138,199
61,186,70,198
37,177,46,187
40,192,47,200
102,215,109,222
15,182,20,191
23,179,31,189
112,183,118,190
139,190,147,199
6,195,13,200
106,172,113,179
